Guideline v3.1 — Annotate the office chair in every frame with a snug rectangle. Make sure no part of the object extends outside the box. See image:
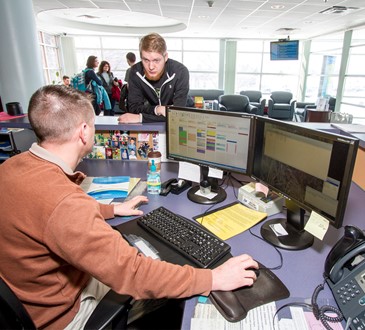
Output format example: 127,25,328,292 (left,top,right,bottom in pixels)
267,91,296,120
218,94,258,114
0,277,133,330
239,90,266,116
